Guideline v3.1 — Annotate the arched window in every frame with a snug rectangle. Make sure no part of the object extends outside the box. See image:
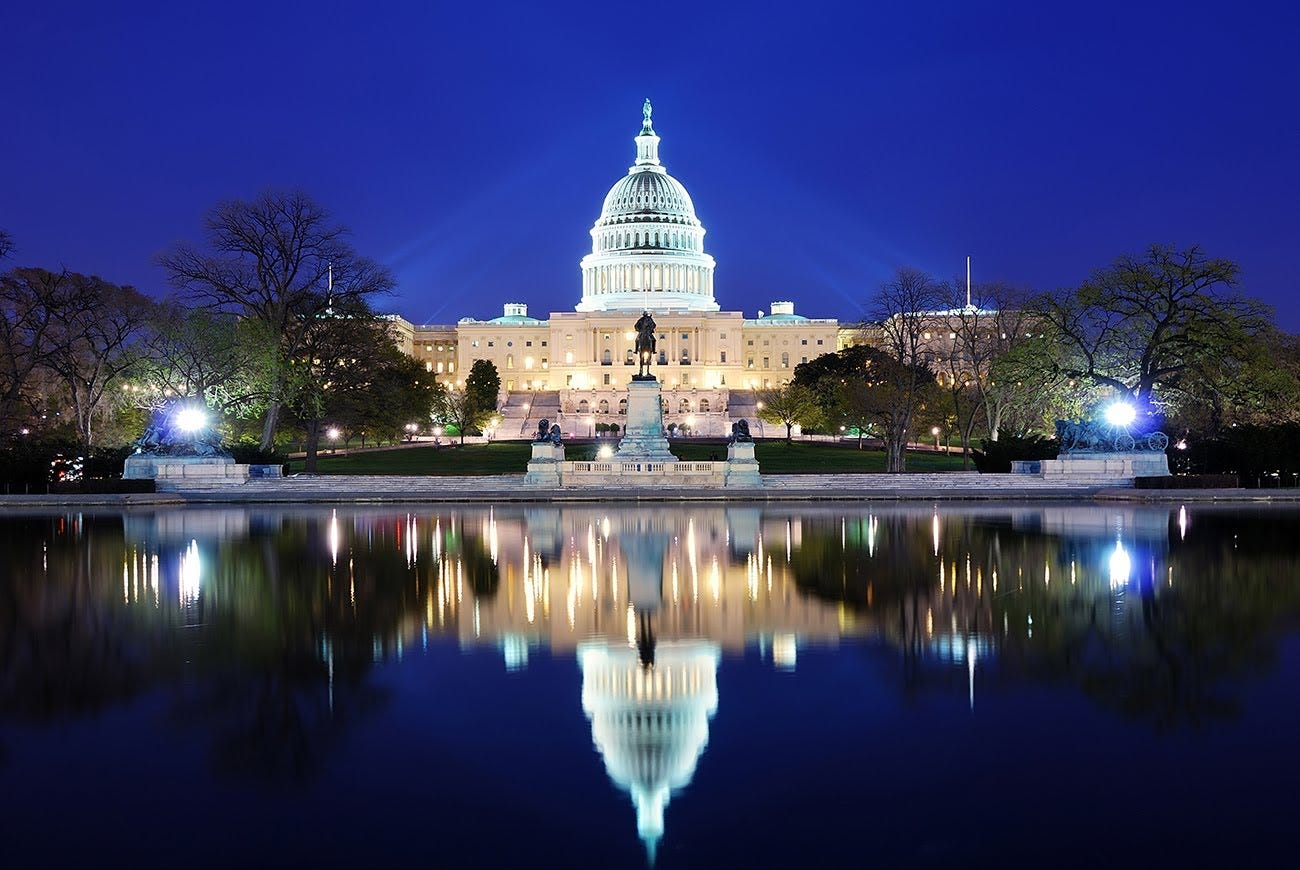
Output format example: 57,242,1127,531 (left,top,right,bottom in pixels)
618,398,628,415
678,398,690,413
634,232,641,247
700,399,710,412
602,349,612,365
598,399,609,414
578,399,589,413
654,231,660,246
